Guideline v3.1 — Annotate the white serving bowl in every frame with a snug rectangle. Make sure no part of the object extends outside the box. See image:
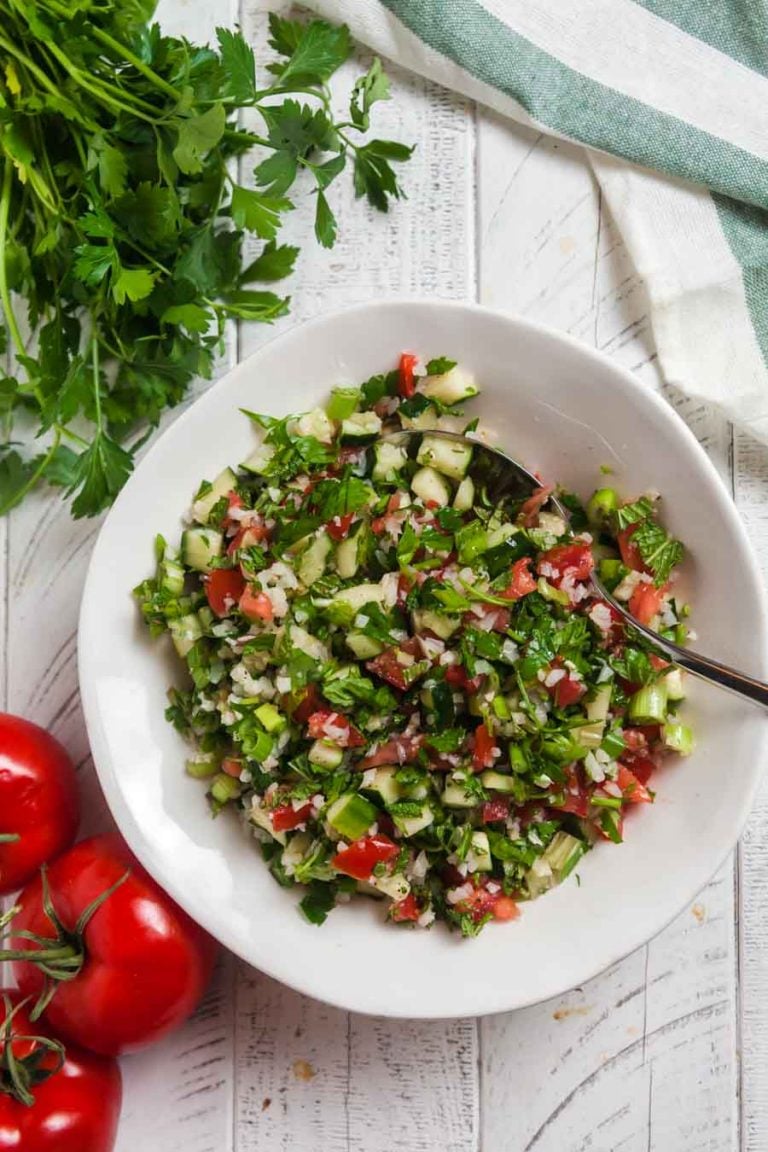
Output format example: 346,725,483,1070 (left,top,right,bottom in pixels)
79,300,768,1018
